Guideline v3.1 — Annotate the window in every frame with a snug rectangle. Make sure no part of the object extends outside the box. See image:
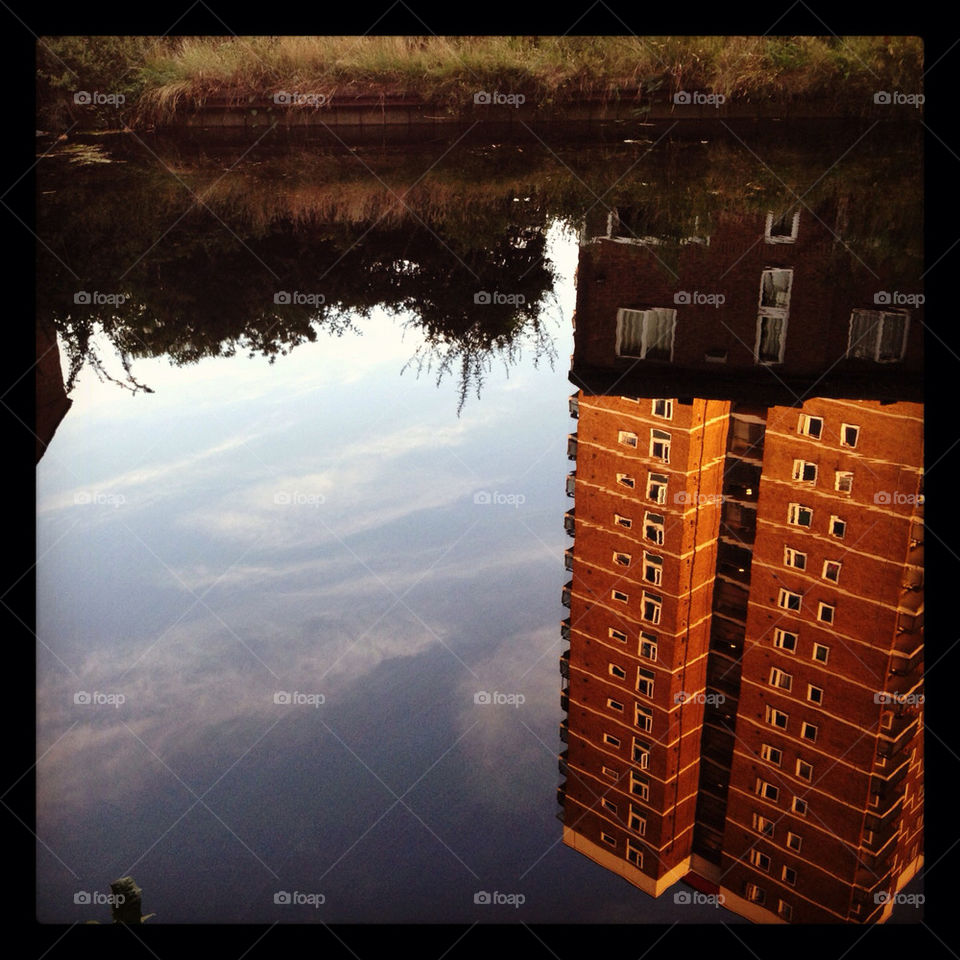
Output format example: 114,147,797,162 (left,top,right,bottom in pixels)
796,758,813,781
773,628,798,653
643,513,665,545
750,849,771,872
602,797,618,815
630,772,649,800
835,471,853,494
615,514,633,529
609,628,628,644
801,722,818,742
635,705,653,733
829,516,846,539
632,739,650,768
612,590,629,603
777,901,793,922
643,553,663,585
639,634,658,661
786,832,802,852
841,424,860,448
798,415,823,438
616,307,677,361
817,602,835,625
792,796,807,816
765,706,789,729
603,733,621,748
601,831,617,847
769,667,793,691
792,459,818,483
636,669,655,698
783,547,807,570
745,883,765,905
602,765,619,781
614,551,632,567
649,429,671,462
753,812,775,836
822,560,841,583
847,308,909,362
617,473,636,489
777,589,802,612
626,840,643,867
782,865,797,886
629,808,647,835
761,744,783,766
652,399,674,419
787,503,813,527
609,664,627,680
807,685,824,705
646,473,668,504
755,779,780,802
756,269,793,364
642,593,662,624
607,698,624,713
618,430,638,448
765,209,800,243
